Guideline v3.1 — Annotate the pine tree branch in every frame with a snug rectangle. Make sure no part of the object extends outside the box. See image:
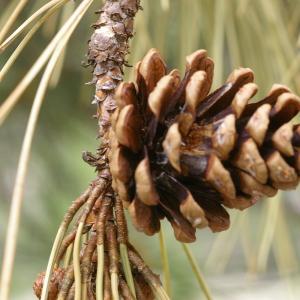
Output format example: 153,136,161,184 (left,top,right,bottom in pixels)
87,0,141,176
